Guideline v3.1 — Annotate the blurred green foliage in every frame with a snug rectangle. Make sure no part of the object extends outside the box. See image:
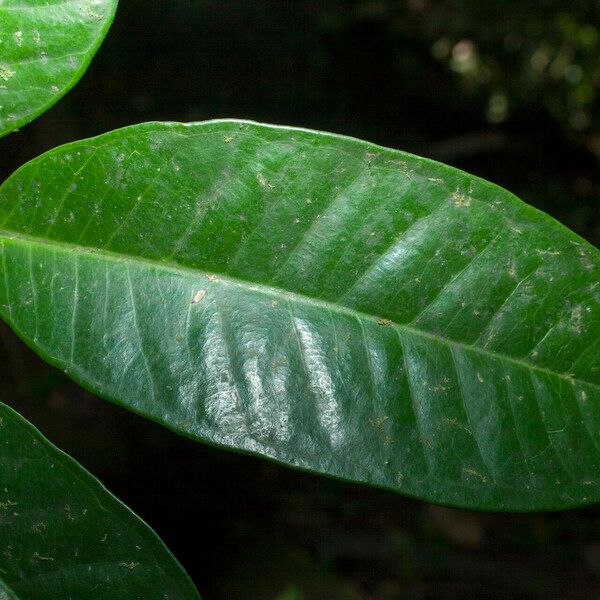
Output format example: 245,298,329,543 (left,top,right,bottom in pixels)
321,0,600,139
